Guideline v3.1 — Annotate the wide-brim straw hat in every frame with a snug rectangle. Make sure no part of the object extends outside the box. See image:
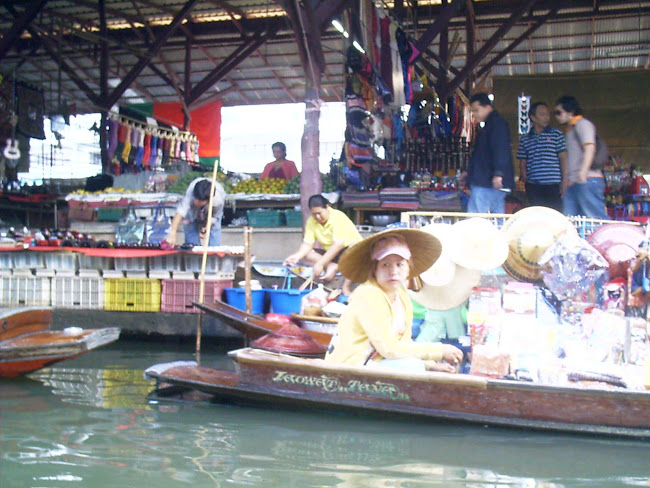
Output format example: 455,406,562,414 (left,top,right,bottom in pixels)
419,223,457,286
501,206,577,283
586,222,645,279
449,217,509,271
338,228,442,283
409,264,482,311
